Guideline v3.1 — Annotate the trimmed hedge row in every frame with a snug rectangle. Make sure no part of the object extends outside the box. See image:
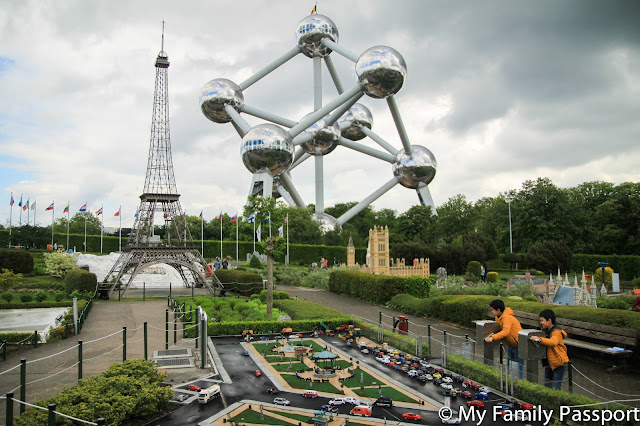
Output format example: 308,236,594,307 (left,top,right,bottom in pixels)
273,299,345,320
0,332,35,344
573,254,640,281
388,294,640,336
329,270,434,305
0,301,71,310
64,269,97,296
203,317,352,337
0,249,34,274
215,269,263,295
355,321,427,356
